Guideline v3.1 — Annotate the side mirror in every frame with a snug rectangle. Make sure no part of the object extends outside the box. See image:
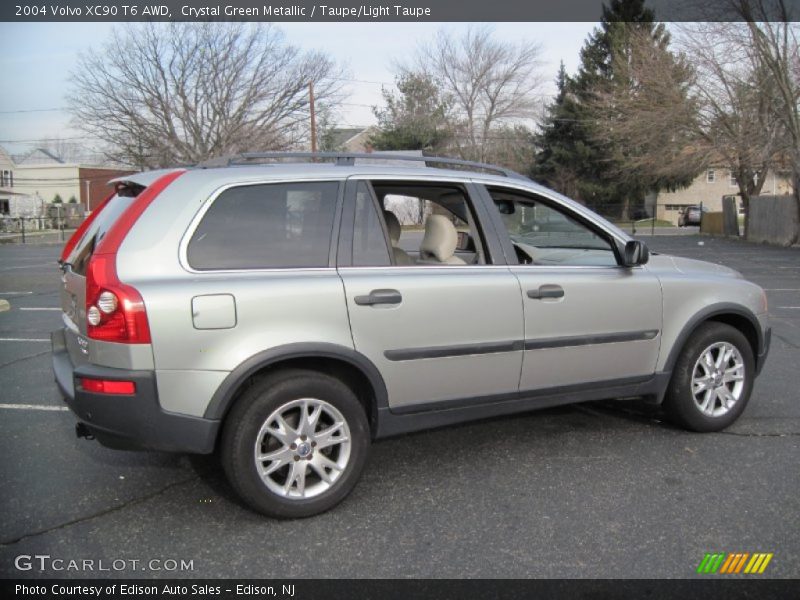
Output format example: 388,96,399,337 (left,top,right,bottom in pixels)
623,240,649,267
